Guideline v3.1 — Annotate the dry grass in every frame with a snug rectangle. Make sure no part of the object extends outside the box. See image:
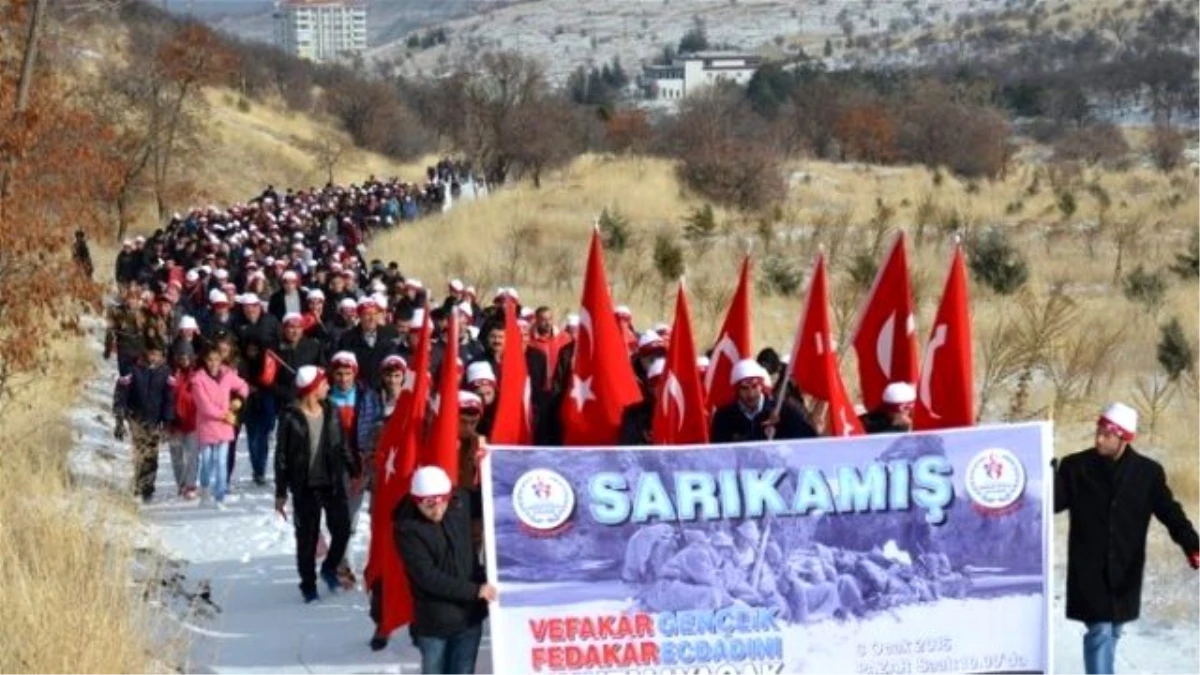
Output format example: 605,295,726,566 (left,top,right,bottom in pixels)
0,332,156,672
375,152,1199,498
